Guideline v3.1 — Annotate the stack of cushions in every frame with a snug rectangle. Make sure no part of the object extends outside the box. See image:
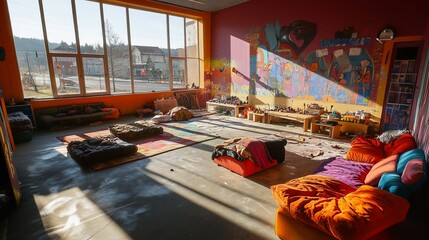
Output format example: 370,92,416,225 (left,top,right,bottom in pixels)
377,149,427,198
346,131,427,199
8,112,34,143
212,135,287,177
270,131,427,240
